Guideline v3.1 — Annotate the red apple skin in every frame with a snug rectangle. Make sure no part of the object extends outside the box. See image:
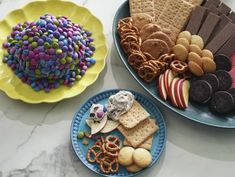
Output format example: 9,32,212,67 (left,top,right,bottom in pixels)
158,74,167,100
167,70,174,97
163,69,170,96
169,78,180,107
174,79,185,109
179,80,190,108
